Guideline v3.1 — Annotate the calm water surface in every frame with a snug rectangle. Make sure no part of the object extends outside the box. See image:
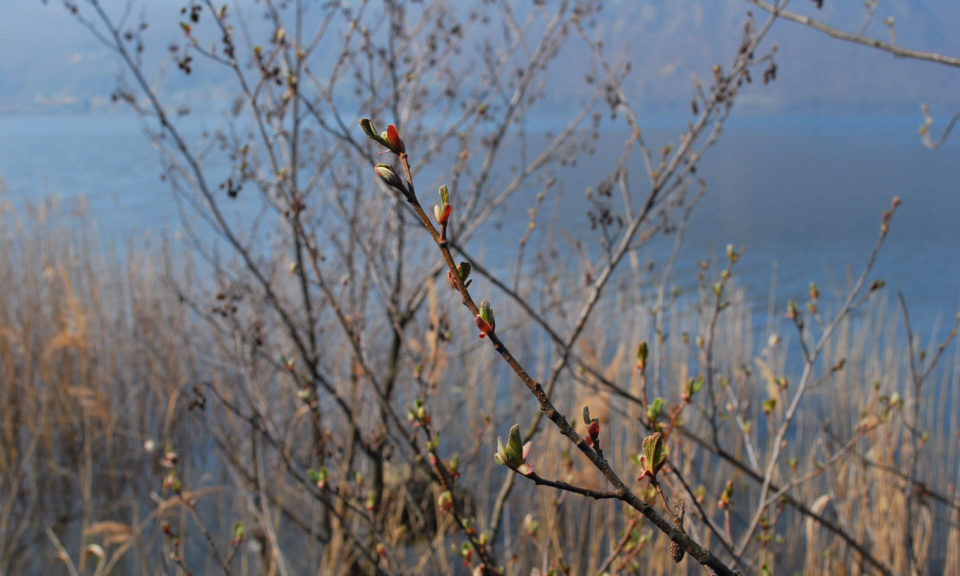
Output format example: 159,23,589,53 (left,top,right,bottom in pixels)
1,112,957,330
